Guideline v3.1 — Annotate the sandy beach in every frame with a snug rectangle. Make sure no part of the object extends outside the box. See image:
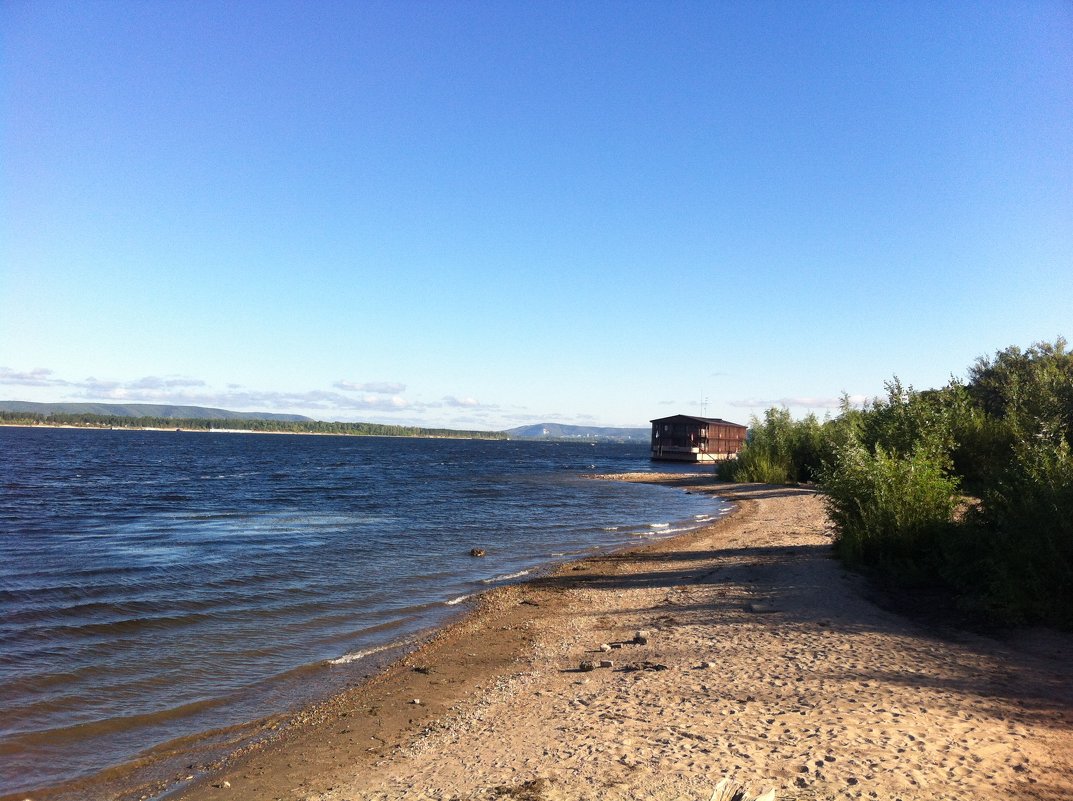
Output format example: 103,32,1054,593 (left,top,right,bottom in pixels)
100,476,1073,801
